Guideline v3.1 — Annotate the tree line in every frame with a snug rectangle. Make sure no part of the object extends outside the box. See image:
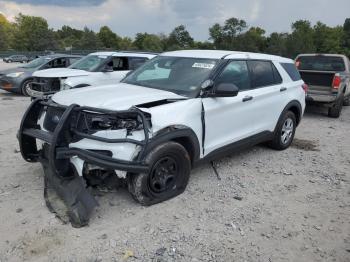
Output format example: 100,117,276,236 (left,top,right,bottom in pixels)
0,13,350,58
